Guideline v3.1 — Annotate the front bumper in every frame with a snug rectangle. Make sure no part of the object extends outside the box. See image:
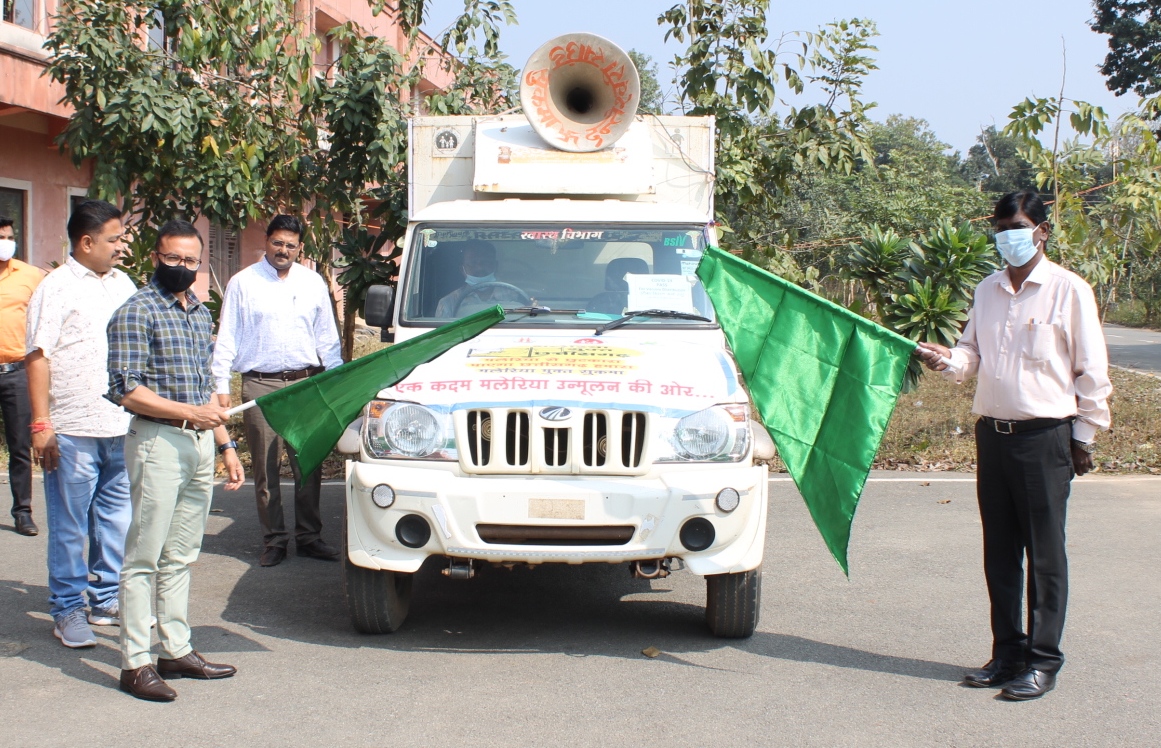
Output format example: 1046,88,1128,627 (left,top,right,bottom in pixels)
345,461,768,576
